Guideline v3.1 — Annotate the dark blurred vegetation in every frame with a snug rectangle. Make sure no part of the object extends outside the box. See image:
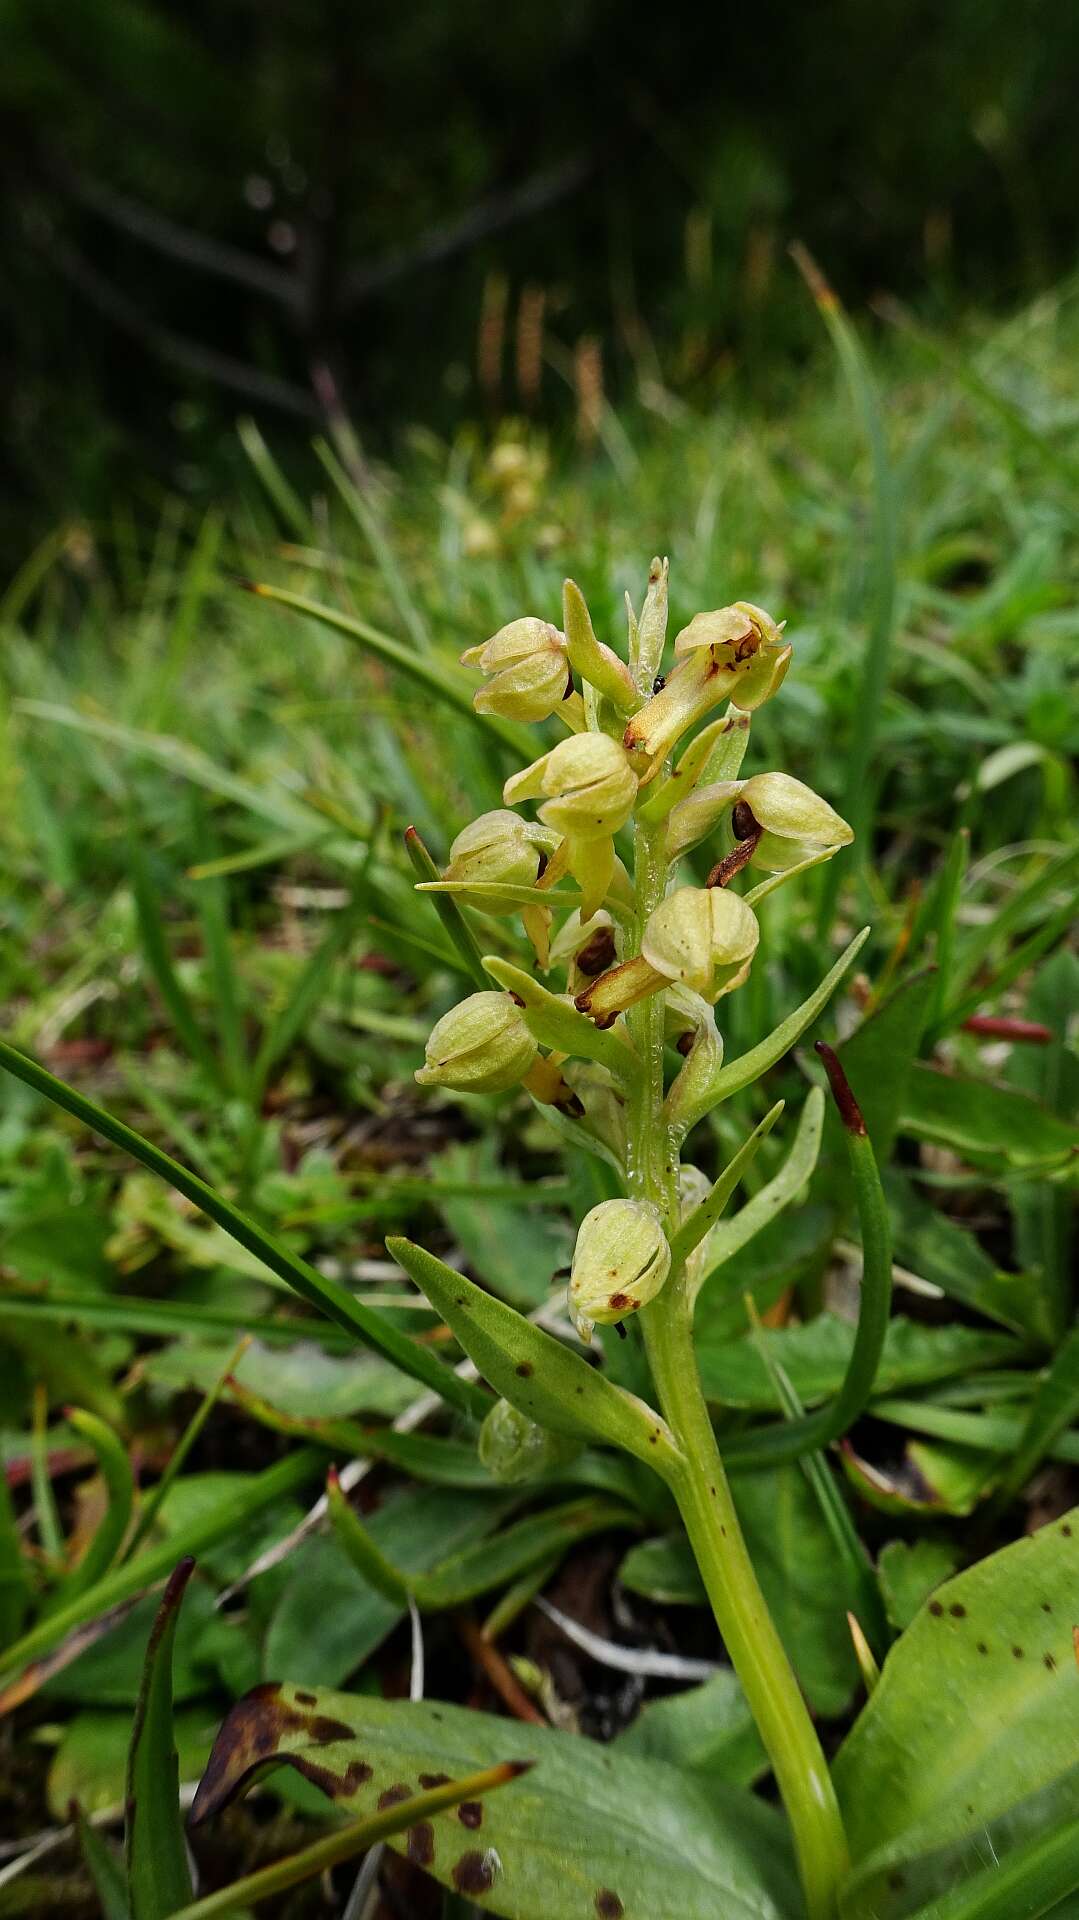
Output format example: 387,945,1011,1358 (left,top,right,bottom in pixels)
2,0,1076,541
